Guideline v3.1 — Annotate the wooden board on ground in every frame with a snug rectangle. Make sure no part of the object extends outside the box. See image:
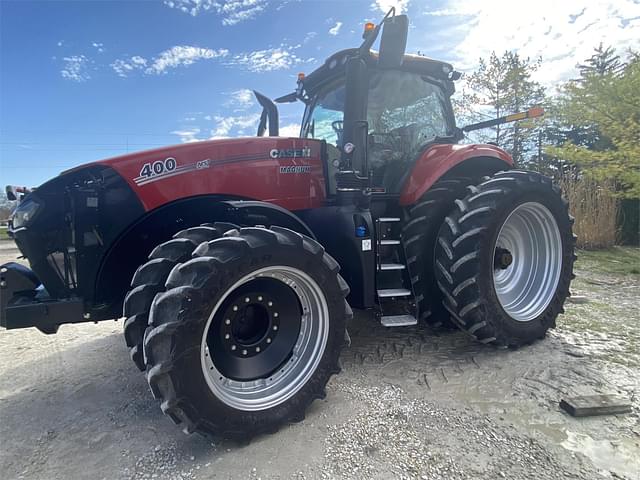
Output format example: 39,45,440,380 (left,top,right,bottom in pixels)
560,394,632,417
